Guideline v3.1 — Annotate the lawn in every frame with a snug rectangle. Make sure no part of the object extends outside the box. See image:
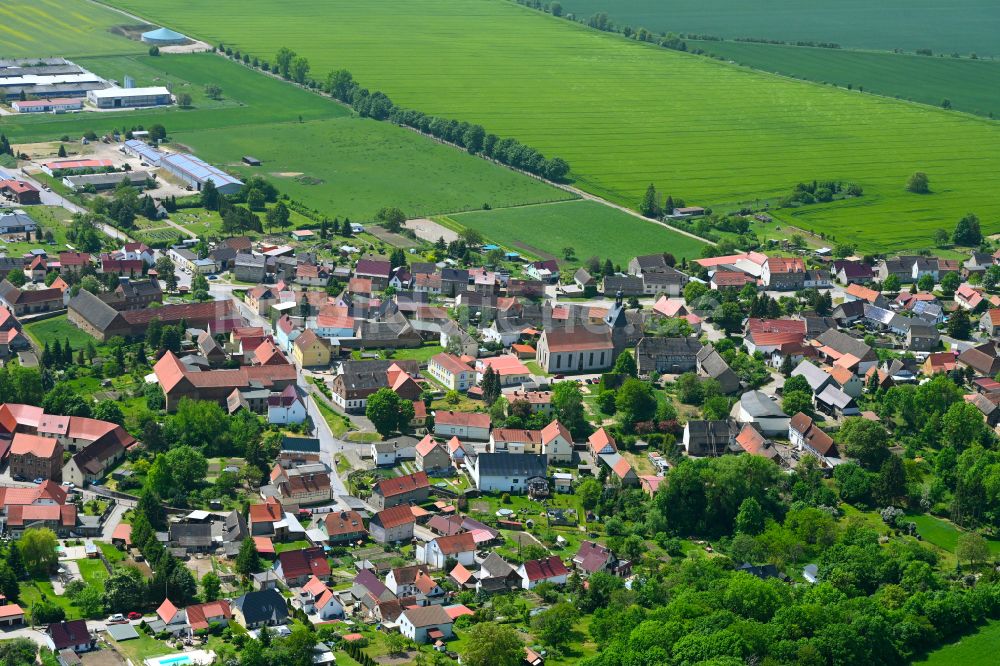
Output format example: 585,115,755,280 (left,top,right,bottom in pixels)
102,0,1000,253
76,558,110,590
314,399,353,438
907,513,1000,557
552,0,996,55
108,633,173,663
0,0,144,59
688,40,1000,118
273,539,311,554
920,620,1000,665
177,117,571,221
24,315,102,351
383,343,444,363
19,576,81,621
441,200,708,266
